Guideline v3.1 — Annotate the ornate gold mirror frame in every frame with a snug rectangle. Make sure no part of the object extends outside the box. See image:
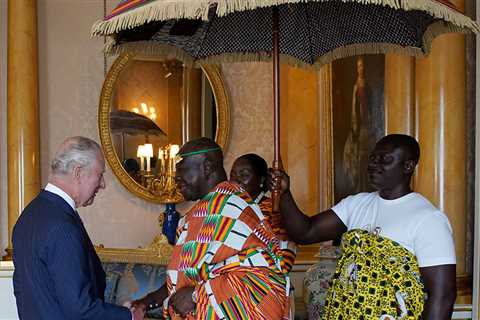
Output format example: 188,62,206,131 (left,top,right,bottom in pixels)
98,53,230,203
95,235,172,265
